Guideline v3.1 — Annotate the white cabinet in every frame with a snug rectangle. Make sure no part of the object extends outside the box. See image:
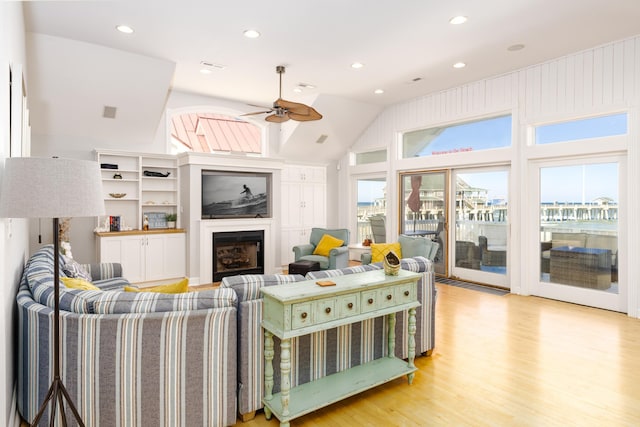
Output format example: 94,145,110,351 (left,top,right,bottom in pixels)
95,150,179,230
97,231,186,284
281,165,327,265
